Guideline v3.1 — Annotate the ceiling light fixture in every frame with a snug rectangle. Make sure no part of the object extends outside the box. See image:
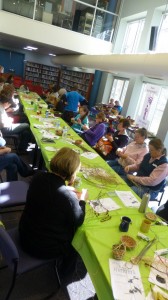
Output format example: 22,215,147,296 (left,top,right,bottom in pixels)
49,53,56,56
23,46,38,51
